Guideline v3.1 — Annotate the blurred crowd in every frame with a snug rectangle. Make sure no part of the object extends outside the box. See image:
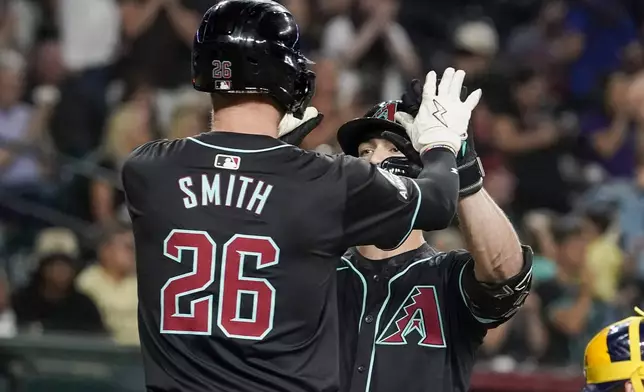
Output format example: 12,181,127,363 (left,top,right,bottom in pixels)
1,0,644,374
